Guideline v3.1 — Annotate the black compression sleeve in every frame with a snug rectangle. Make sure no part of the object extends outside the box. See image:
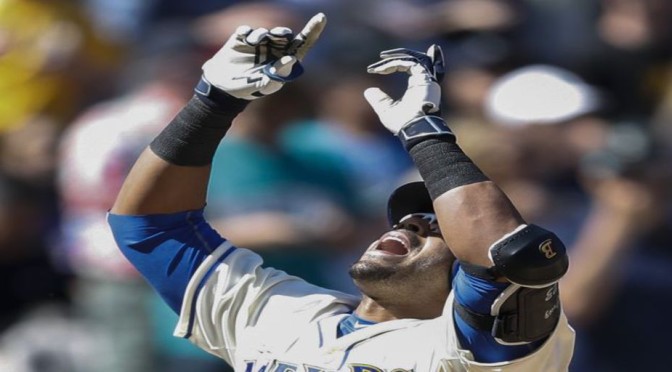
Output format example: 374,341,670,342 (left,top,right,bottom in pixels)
408,137,489,200
149,93,248,166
